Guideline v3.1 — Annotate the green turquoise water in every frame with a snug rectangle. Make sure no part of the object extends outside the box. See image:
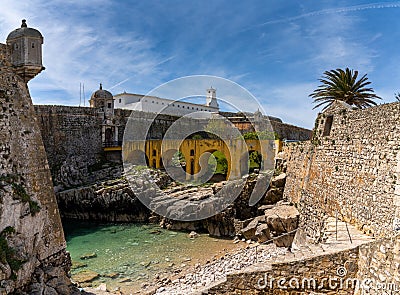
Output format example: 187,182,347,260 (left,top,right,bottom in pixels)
63,221,238,292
